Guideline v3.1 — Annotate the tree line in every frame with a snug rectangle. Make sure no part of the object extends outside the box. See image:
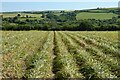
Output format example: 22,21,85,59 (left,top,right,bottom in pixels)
2,11,120,31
